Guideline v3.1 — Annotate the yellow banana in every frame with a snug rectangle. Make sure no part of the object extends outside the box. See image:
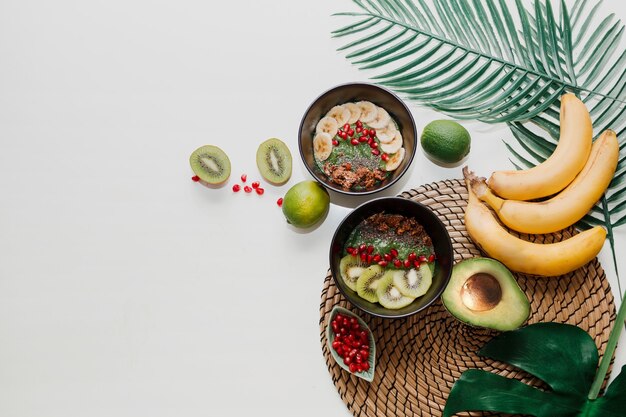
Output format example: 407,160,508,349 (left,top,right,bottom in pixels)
488,93,592,200
463,167,606,277
472,130,619,234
